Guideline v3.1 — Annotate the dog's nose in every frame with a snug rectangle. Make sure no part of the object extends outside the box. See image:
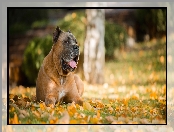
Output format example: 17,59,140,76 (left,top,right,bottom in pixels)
73,45,79,50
